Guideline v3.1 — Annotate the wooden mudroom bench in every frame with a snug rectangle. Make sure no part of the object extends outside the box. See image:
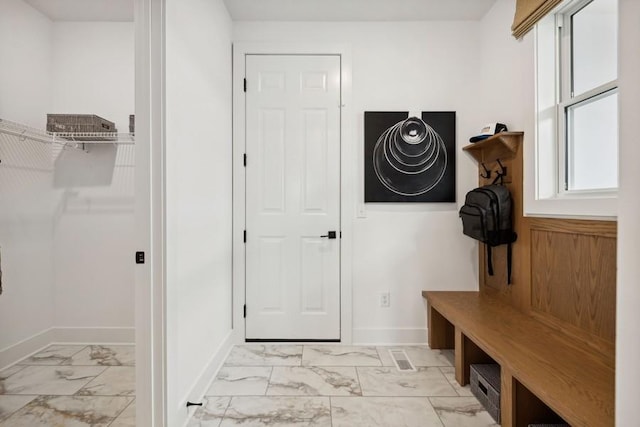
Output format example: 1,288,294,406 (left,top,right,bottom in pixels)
428,132,617,426
423,291,614,427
